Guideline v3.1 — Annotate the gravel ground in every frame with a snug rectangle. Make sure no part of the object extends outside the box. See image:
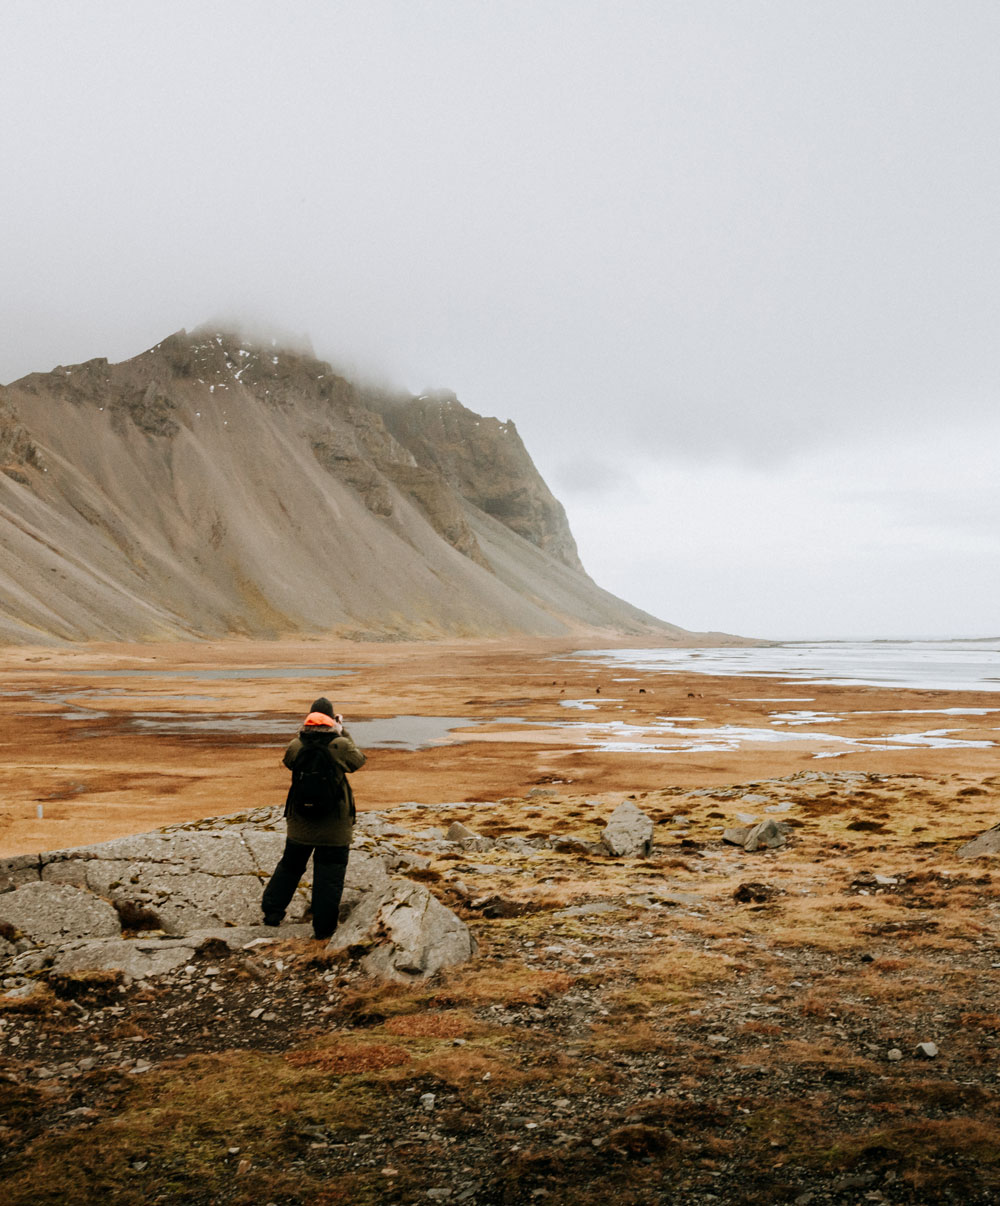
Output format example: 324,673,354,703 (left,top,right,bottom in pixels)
4,771,1000,1205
